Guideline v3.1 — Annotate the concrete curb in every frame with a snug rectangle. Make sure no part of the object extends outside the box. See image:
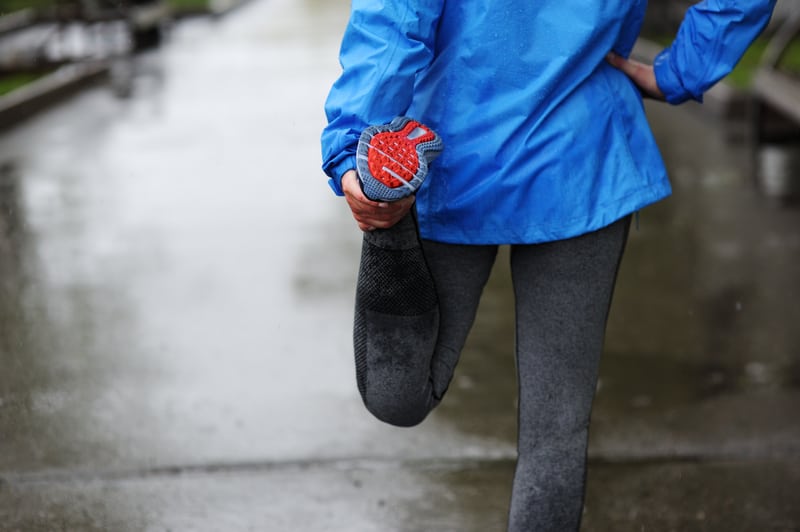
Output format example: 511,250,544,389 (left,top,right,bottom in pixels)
0,61,109,132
